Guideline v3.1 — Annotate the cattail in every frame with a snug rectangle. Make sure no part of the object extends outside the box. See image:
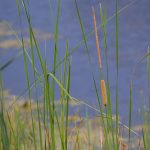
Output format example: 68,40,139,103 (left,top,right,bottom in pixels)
122,143,126,150
138,139,141,150
100,80,107,106
92,7,102,69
